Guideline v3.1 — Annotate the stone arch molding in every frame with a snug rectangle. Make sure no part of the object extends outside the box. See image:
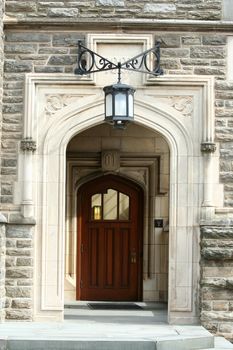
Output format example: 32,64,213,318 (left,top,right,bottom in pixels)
19,74,221,323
